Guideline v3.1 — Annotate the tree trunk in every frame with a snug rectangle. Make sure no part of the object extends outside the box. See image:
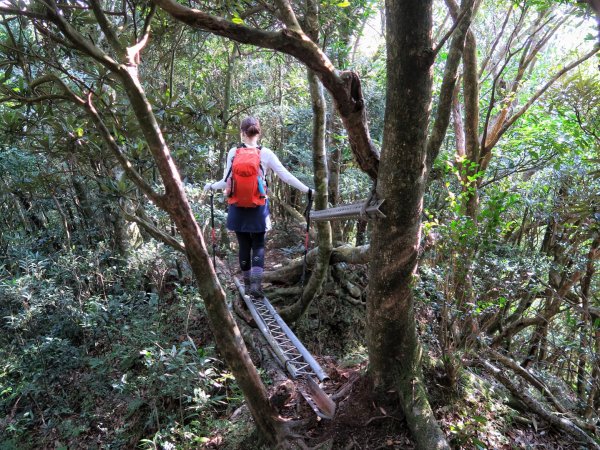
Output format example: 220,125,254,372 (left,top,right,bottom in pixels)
71,176,94,231
114,66,288,445
366,2,448,449
216,44,236,177
51,193,72,250
280,0,332,323
328,114,344,245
